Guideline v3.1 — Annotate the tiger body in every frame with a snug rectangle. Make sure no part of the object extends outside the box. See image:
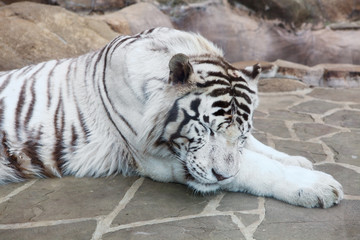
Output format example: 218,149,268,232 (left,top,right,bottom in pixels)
0,28,343,208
